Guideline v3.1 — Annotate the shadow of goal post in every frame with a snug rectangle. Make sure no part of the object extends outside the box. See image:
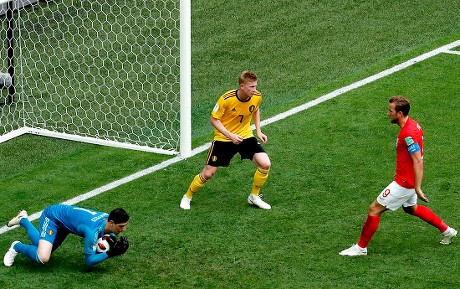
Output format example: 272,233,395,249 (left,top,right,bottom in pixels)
0,0,192,157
